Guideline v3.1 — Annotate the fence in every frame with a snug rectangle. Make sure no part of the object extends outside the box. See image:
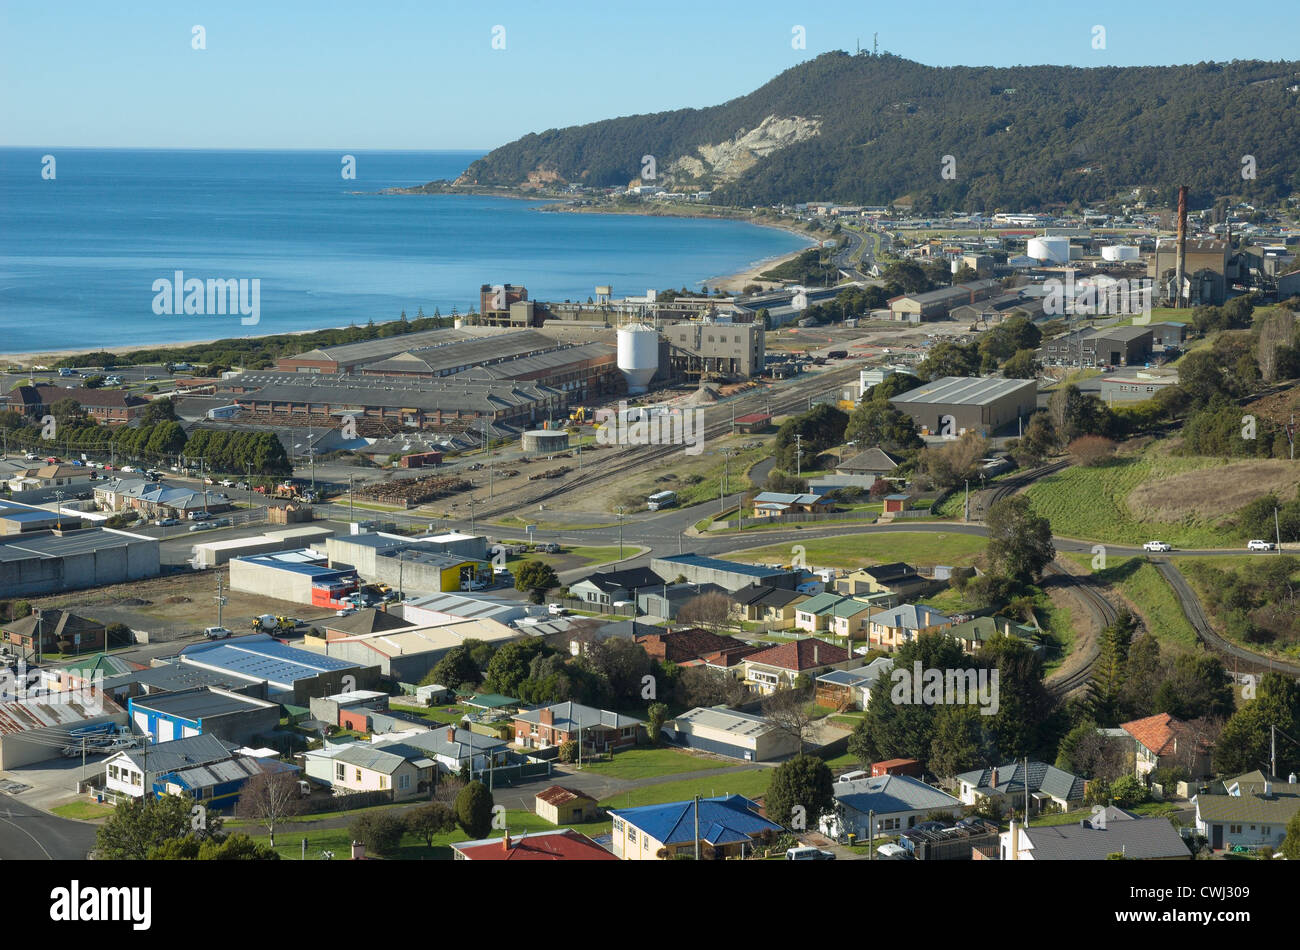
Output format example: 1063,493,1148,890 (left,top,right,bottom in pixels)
468,759,552,788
